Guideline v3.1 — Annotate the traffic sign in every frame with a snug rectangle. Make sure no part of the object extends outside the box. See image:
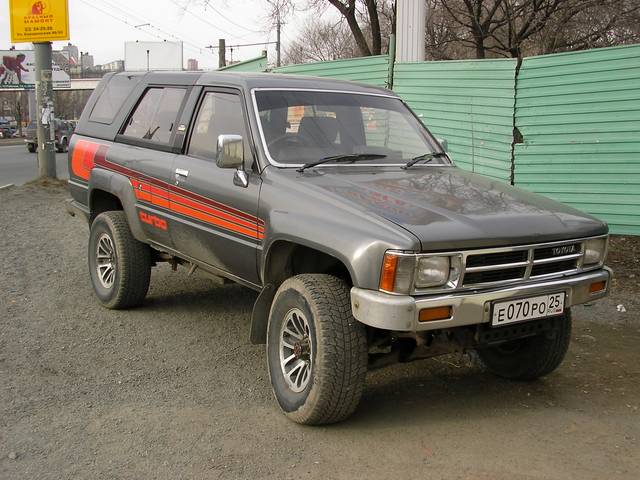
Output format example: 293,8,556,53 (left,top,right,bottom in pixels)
9,0,70,43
